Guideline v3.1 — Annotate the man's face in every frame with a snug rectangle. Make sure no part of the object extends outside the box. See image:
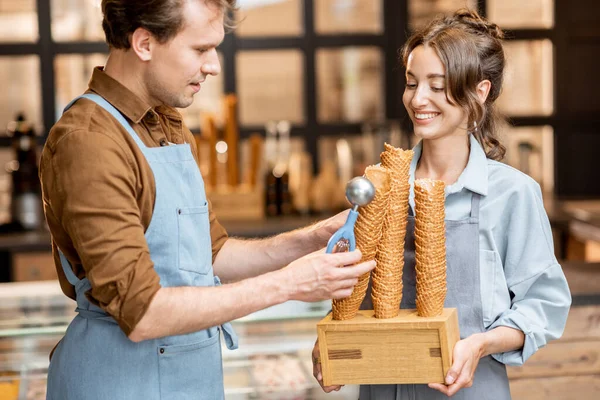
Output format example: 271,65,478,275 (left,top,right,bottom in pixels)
146,0,225,108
